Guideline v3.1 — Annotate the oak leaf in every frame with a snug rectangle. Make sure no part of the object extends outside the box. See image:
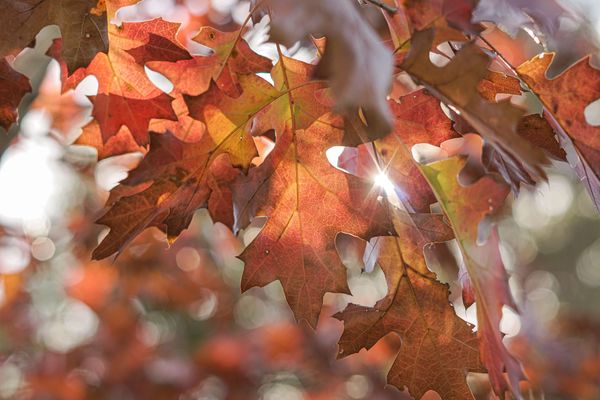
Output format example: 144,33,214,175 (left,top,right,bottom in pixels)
75,121,146,160
103,24,271,162
336,211,483,400
71,18,190,148
224,56,391,327
480,115,565,192
518,53,600,211
477,71,521,102
0,0,107,72
420,157,525,398
0,59,30,130
92,125,252,259
401,29,549,181
464,70,565,189
146,26,272,97
237,114,392,328
338,90,460,213
94,56,323,258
